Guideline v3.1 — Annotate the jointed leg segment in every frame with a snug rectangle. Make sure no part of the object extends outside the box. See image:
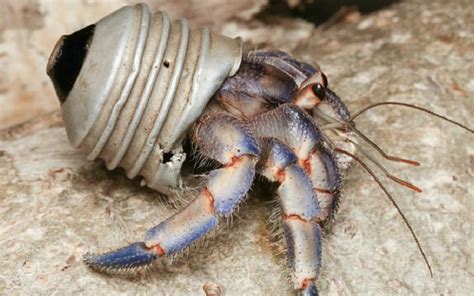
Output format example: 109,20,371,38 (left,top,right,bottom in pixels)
249,104,342,224
259,138,322,296
84,115,259,270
